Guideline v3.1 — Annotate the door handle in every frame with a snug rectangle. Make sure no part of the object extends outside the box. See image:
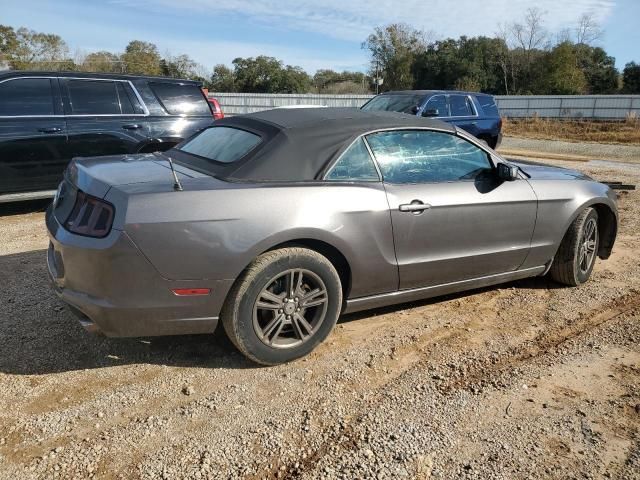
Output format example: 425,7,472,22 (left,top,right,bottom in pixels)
399,201,431,213
122,124,142,130
38,127,62,133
